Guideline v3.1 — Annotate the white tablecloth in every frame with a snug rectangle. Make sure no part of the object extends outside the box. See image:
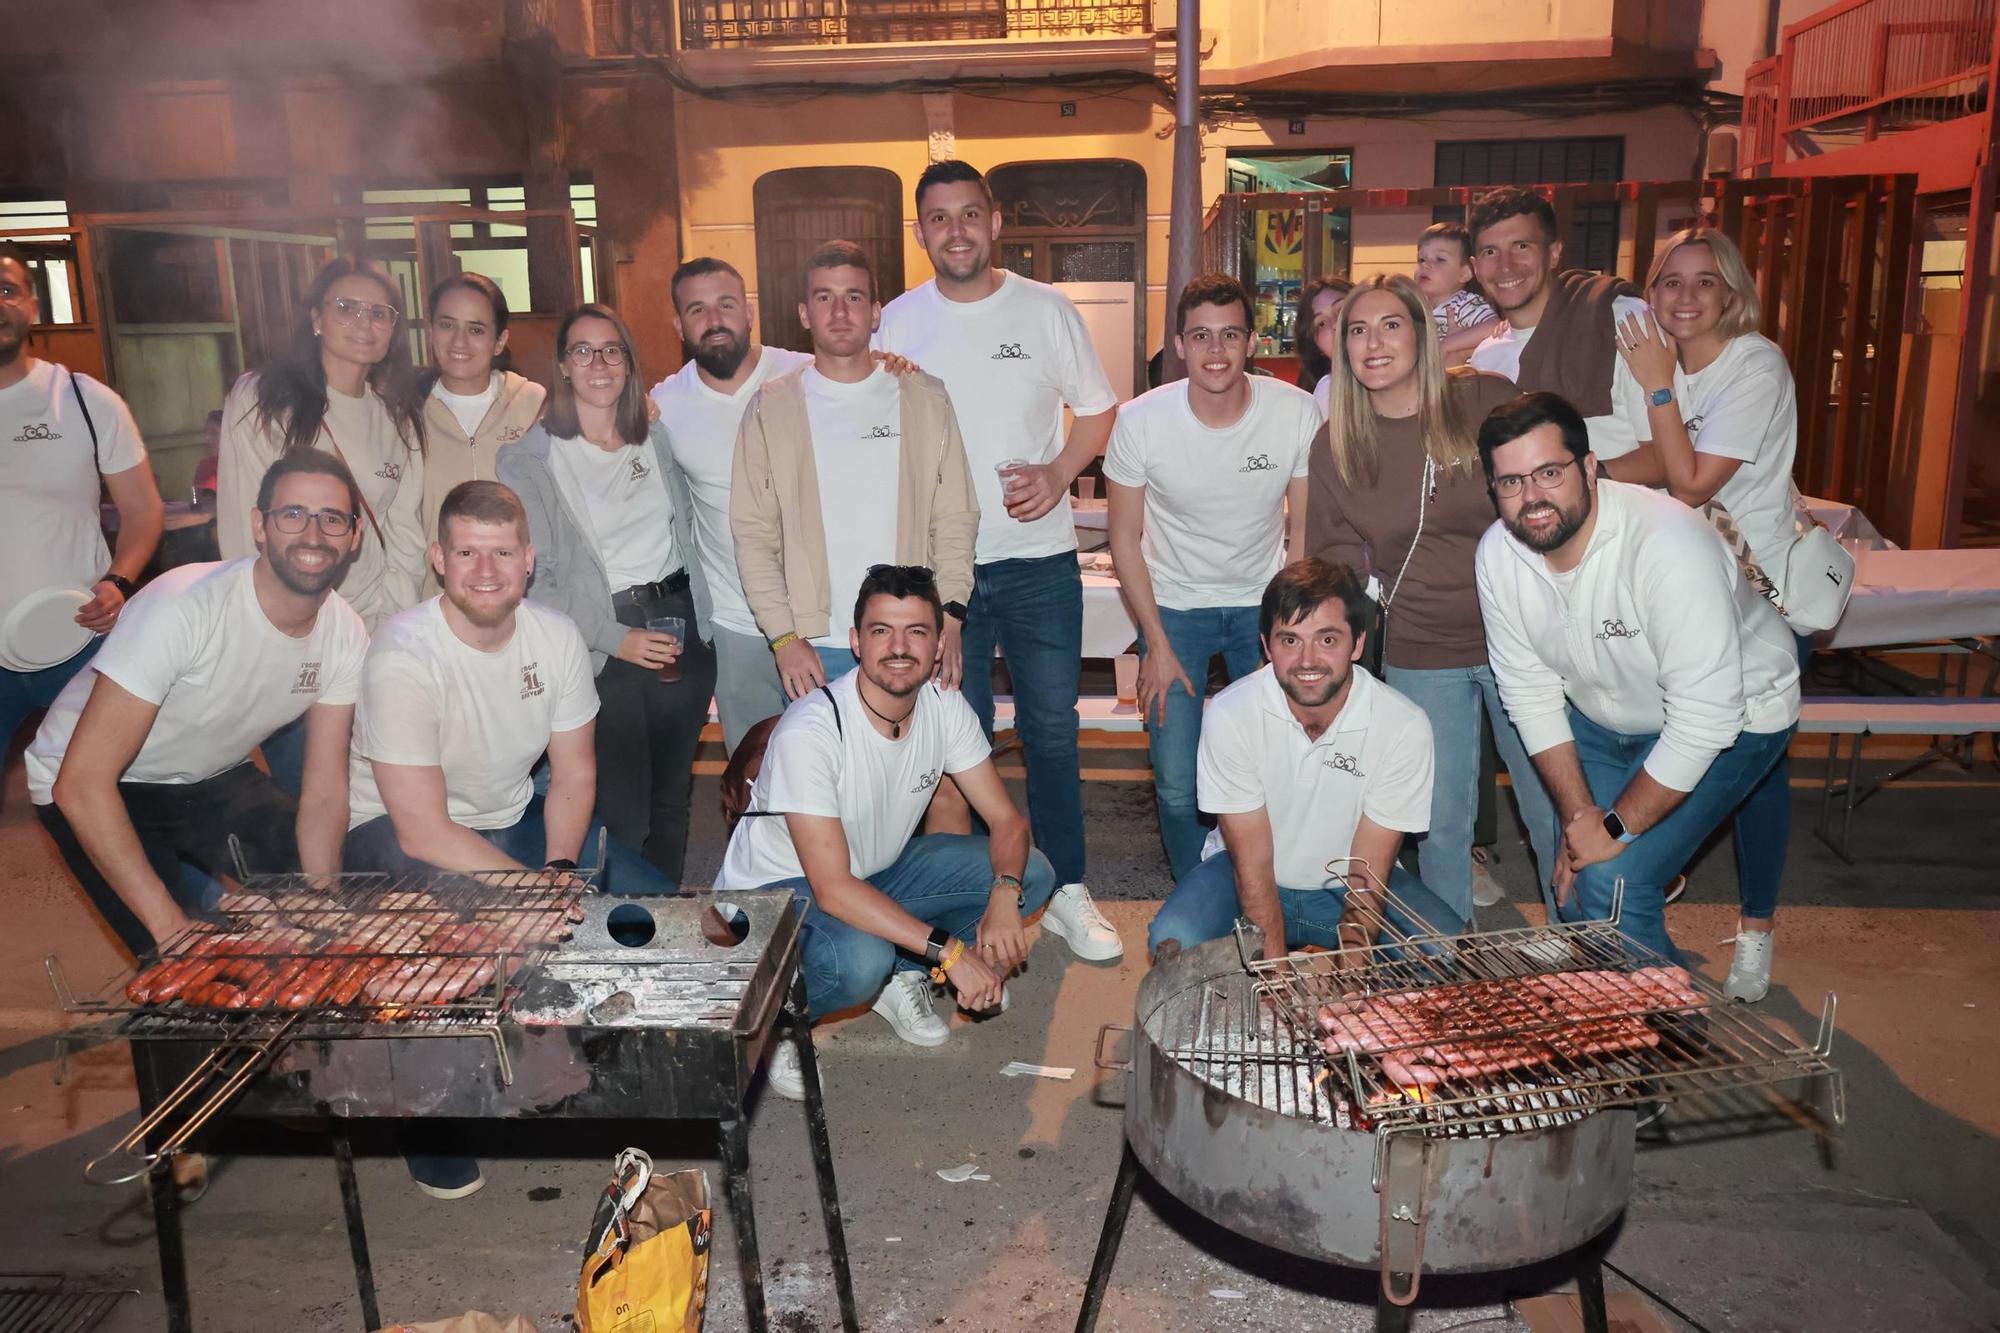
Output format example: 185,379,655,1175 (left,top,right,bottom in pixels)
1821,546,2000,650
